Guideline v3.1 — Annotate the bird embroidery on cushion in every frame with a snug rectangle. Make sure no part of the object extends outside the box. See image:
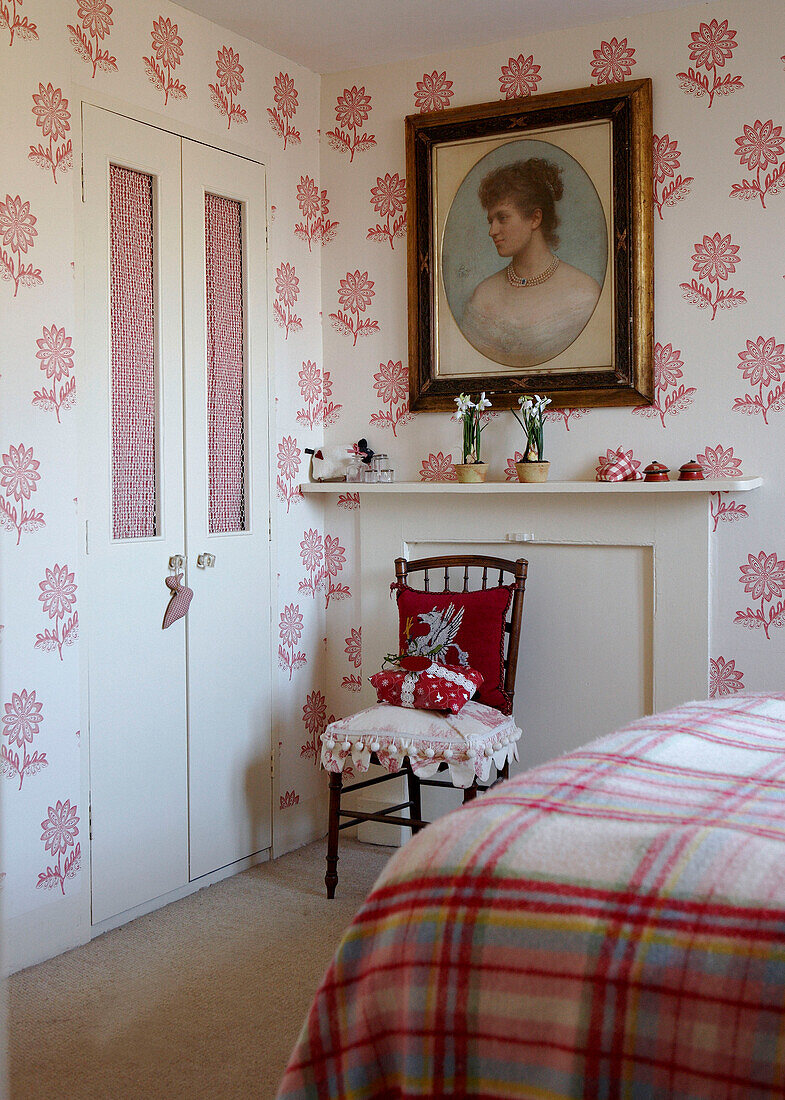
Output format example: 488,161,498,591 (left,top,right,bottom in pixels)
404,604,469,667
